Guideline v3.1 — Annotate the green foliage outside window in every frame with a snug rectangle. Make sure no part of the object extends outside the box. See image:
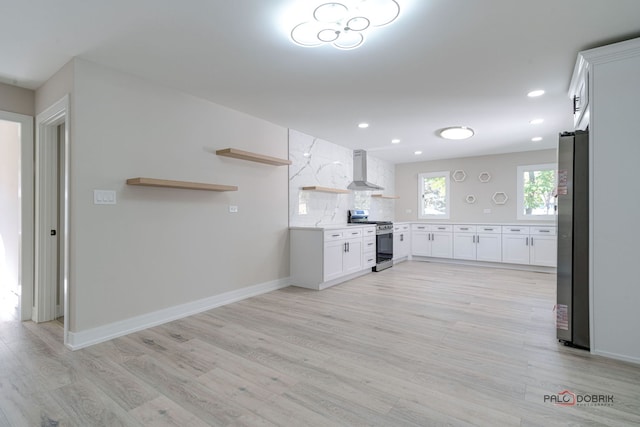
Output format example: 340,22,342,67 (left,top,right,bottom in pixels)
523,169,555,215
